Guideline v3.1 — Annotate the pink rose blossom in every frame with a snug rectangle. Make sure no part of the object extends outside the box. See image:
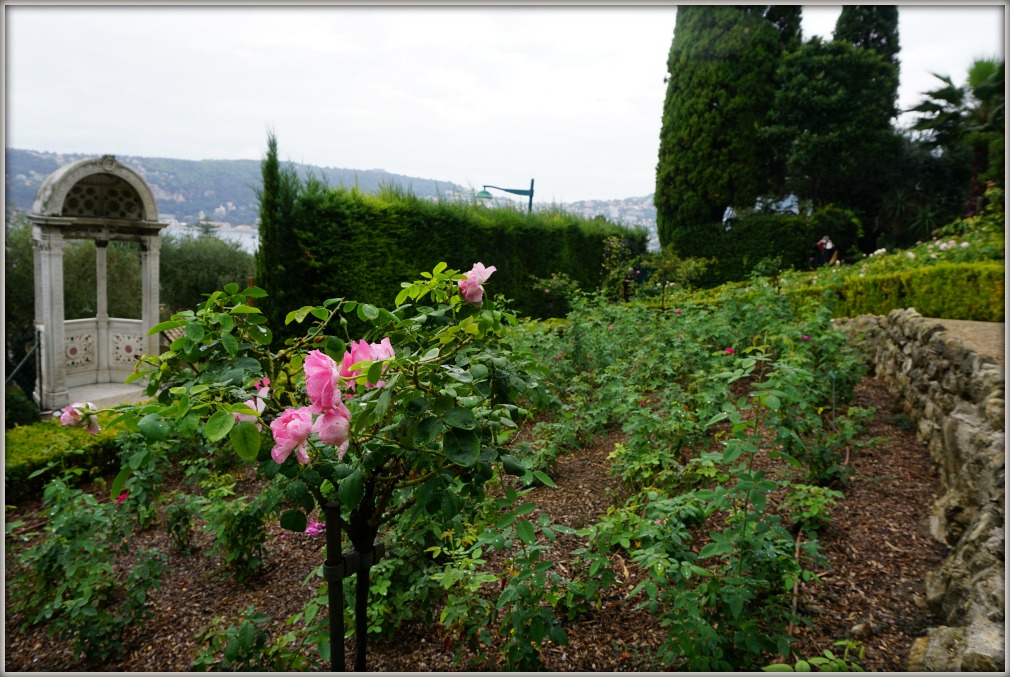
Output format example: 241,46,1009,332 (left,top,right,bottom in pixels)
270,407,314,464
674,309,682,315
458,262,497,304
340,338,394,390
313,403,352,459
802,335,810,342
725,347,735,355
116,492,129,506
305,519,326,536
58,401,101,435
305,350,342,413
